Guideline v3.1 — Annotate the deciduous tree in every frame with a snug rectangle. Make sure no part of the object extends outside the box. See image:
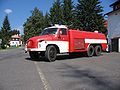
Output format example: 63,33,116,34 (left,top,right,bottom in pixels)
11,29,20,35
